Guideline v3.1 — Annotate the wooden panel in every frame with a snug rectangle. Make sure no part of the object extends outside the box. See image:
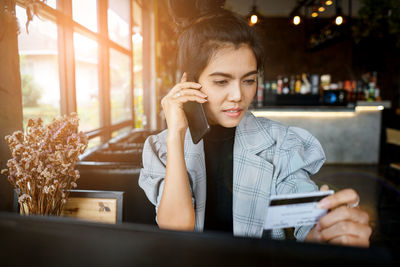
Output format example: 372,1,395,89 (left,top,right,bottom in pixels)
61,197,117,224
387,128,400,146
390,163,400,171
